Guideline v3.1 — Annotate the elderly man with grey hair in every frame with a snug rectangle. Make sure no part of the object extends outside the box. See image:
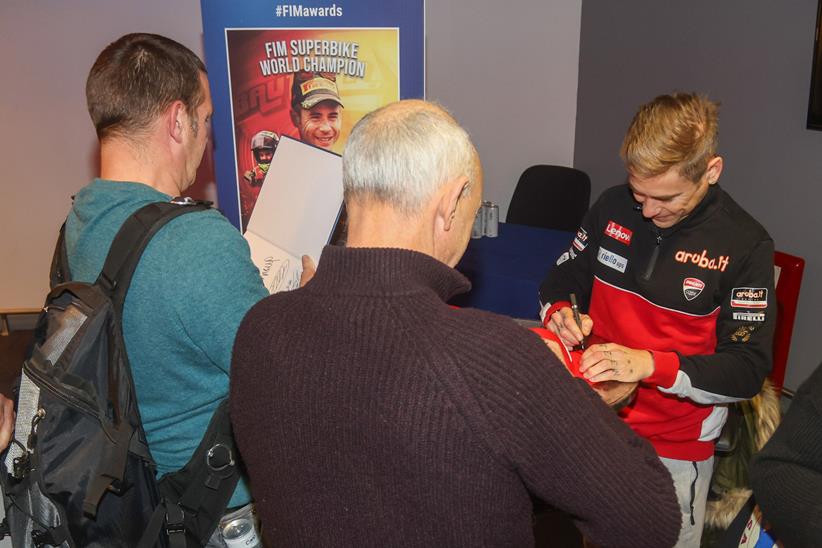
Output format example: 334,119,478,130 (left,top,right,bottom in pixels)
230,100,680,547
